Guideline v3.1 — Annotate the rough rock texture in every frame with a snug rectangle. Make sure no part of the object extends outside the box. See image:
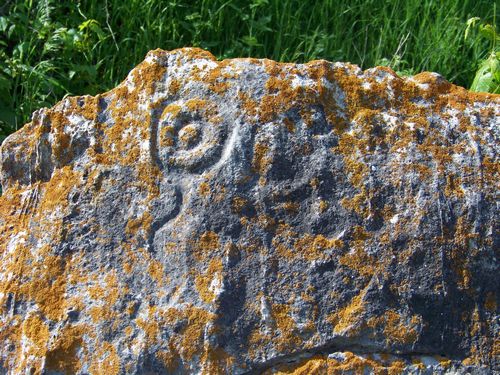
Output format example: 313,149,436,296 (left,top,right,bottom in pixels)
0,48,499,374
